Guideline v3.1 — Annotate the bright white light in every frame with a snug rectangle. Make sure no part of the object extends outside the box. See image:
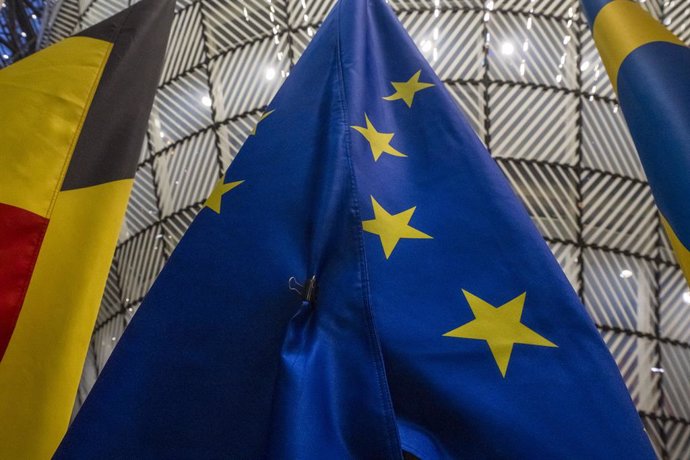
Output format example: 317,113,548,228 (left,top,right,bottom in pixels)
31,14,37,19
1,54,7,59
619,269,633,279
500,41,514,55
159,132,165,138
265,67,276,80
201,96,212,107
683,291,690,304
420,40,432,53
580,60,590,72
